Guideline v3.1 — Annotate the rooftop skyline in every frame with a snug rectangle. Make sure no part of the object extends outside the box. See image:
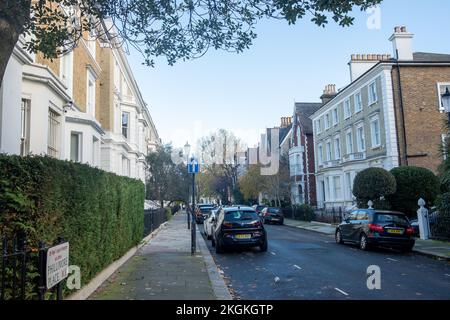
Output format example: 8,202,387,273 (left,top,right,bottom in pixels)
126,0,450,151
